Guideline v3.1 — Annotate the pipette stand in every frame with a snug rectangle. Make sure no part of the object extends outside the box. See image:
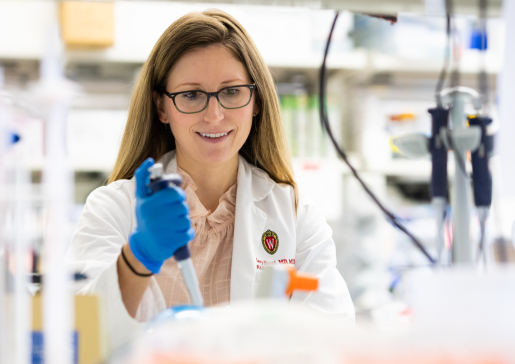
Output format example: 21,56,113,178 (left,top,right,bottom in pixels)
393,87,481,266
440,88,481,264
